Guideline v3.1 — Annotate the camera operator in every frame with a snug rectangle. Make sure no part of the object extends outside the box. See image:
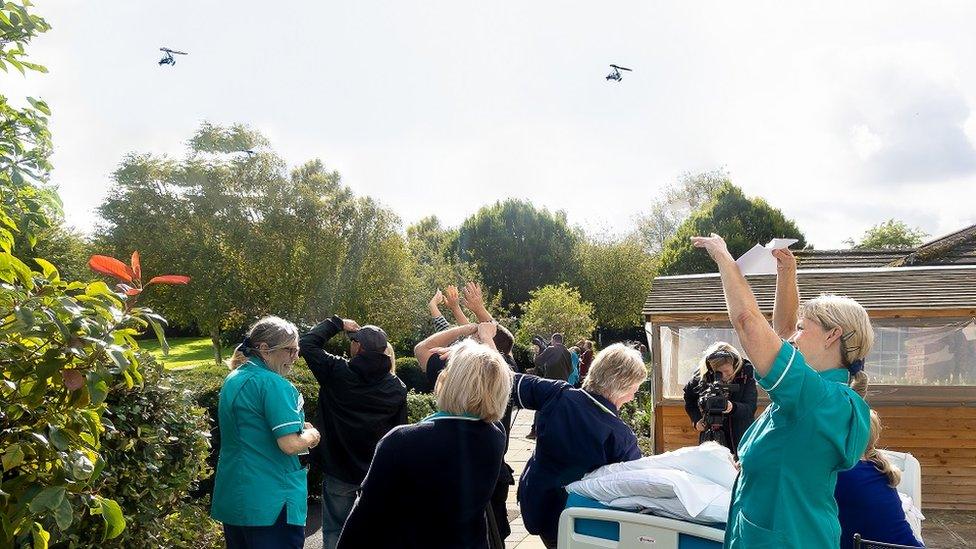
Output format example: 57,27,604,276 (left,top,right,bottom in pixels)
682,342,757,456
